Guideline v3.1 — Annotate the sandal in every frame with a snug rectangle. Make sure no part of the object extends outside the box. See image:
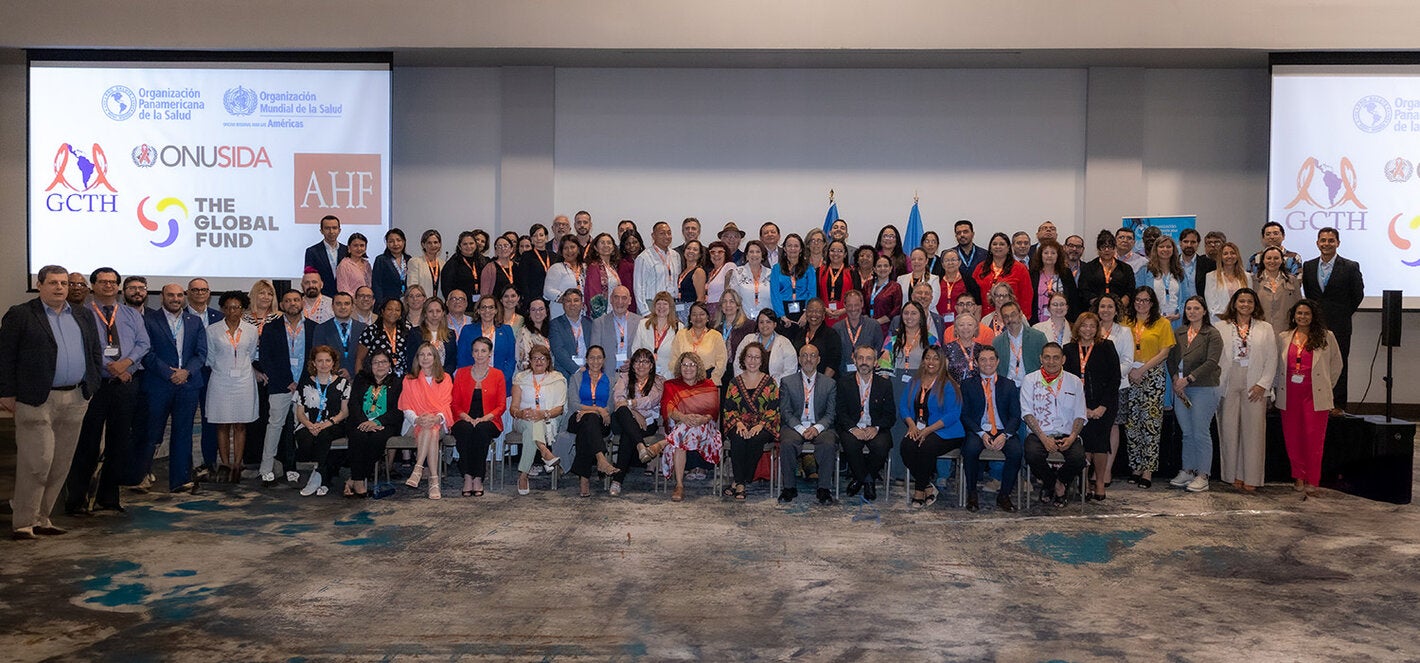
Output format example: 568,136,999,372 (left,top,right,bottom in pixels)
722,486,736,498
1136,477,1152,489
735,485,747,501
910,498,926,509
923,486,938,507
